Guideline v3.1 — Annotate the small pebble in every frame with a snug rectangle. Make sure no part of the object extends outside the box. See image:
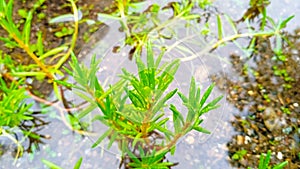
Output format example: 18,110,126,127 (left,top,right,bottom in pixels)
185,135,195,144
293,102,299,107
237,135,244,145
282,127,293,134
245,136,251,144
185,154,192,161
277,152,283,160
247,90,254,95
